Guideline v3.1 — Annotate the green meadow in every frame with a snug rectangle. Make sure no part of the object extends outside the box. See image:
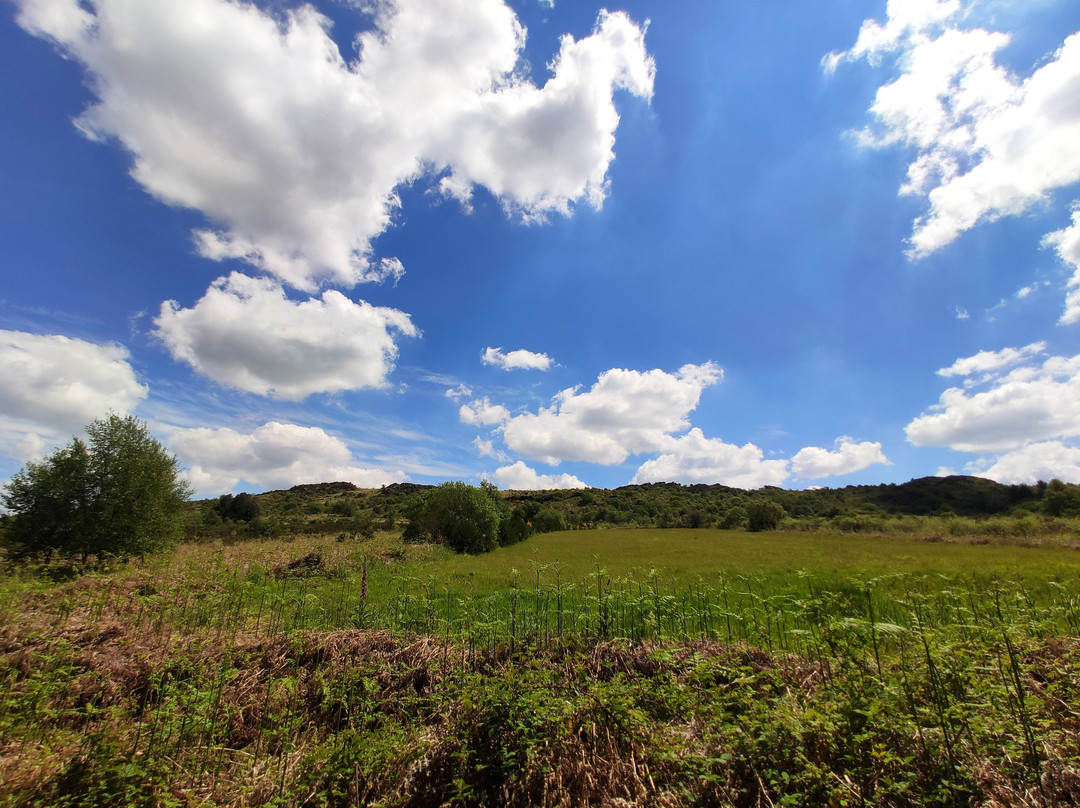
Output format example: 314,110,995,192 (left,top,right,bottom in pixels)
2,525,1080,807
